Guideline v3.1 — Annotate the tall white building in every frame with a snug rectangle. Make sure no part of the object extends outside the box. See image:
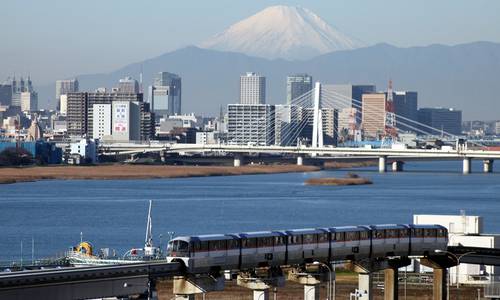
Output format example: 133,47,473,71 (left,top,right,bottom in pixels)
59,95,68,116
240,72,266,104
112,101,141,142
92,104,112,139
227,104,274,146
20,91,38,111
